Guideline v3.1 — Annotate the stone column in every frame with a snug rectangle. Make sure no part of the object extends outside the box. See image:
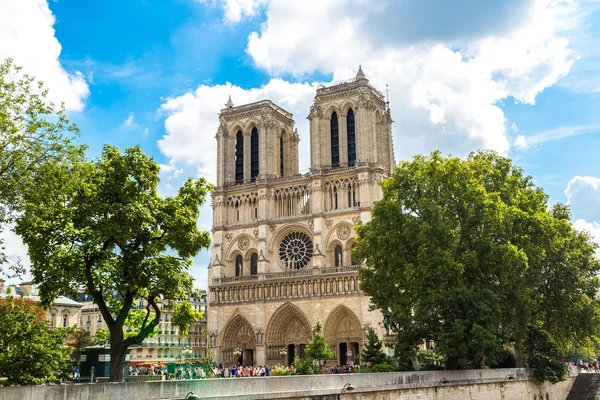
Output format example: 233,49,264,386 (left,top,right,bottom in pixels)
339,112,348,166
244,133,251,182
